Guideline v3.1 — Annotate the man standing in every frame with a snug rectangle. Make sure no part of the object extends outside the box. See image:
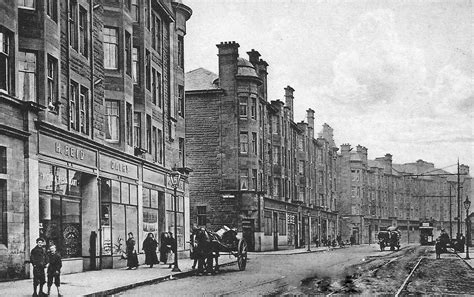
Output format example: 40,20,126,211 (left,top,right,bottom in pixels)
30,238,48,296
